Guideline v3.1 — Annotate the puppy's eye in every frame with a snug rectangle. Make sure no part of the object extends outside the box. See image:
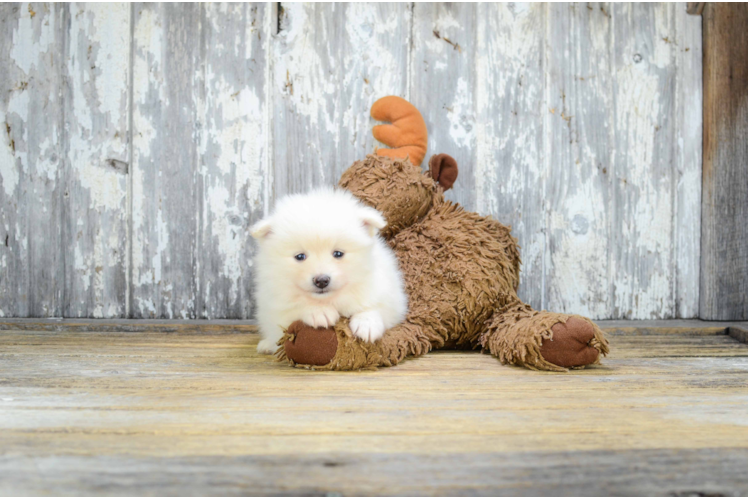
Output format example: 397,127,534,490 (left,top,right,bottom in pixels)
333,251,344,259
294,253,306,261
